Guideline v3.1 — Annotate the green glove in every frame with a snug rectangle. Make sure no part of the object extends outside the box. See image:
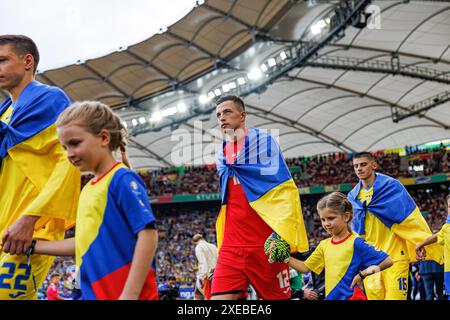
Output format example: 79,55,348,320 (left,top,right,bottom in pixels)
264,232,291,264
